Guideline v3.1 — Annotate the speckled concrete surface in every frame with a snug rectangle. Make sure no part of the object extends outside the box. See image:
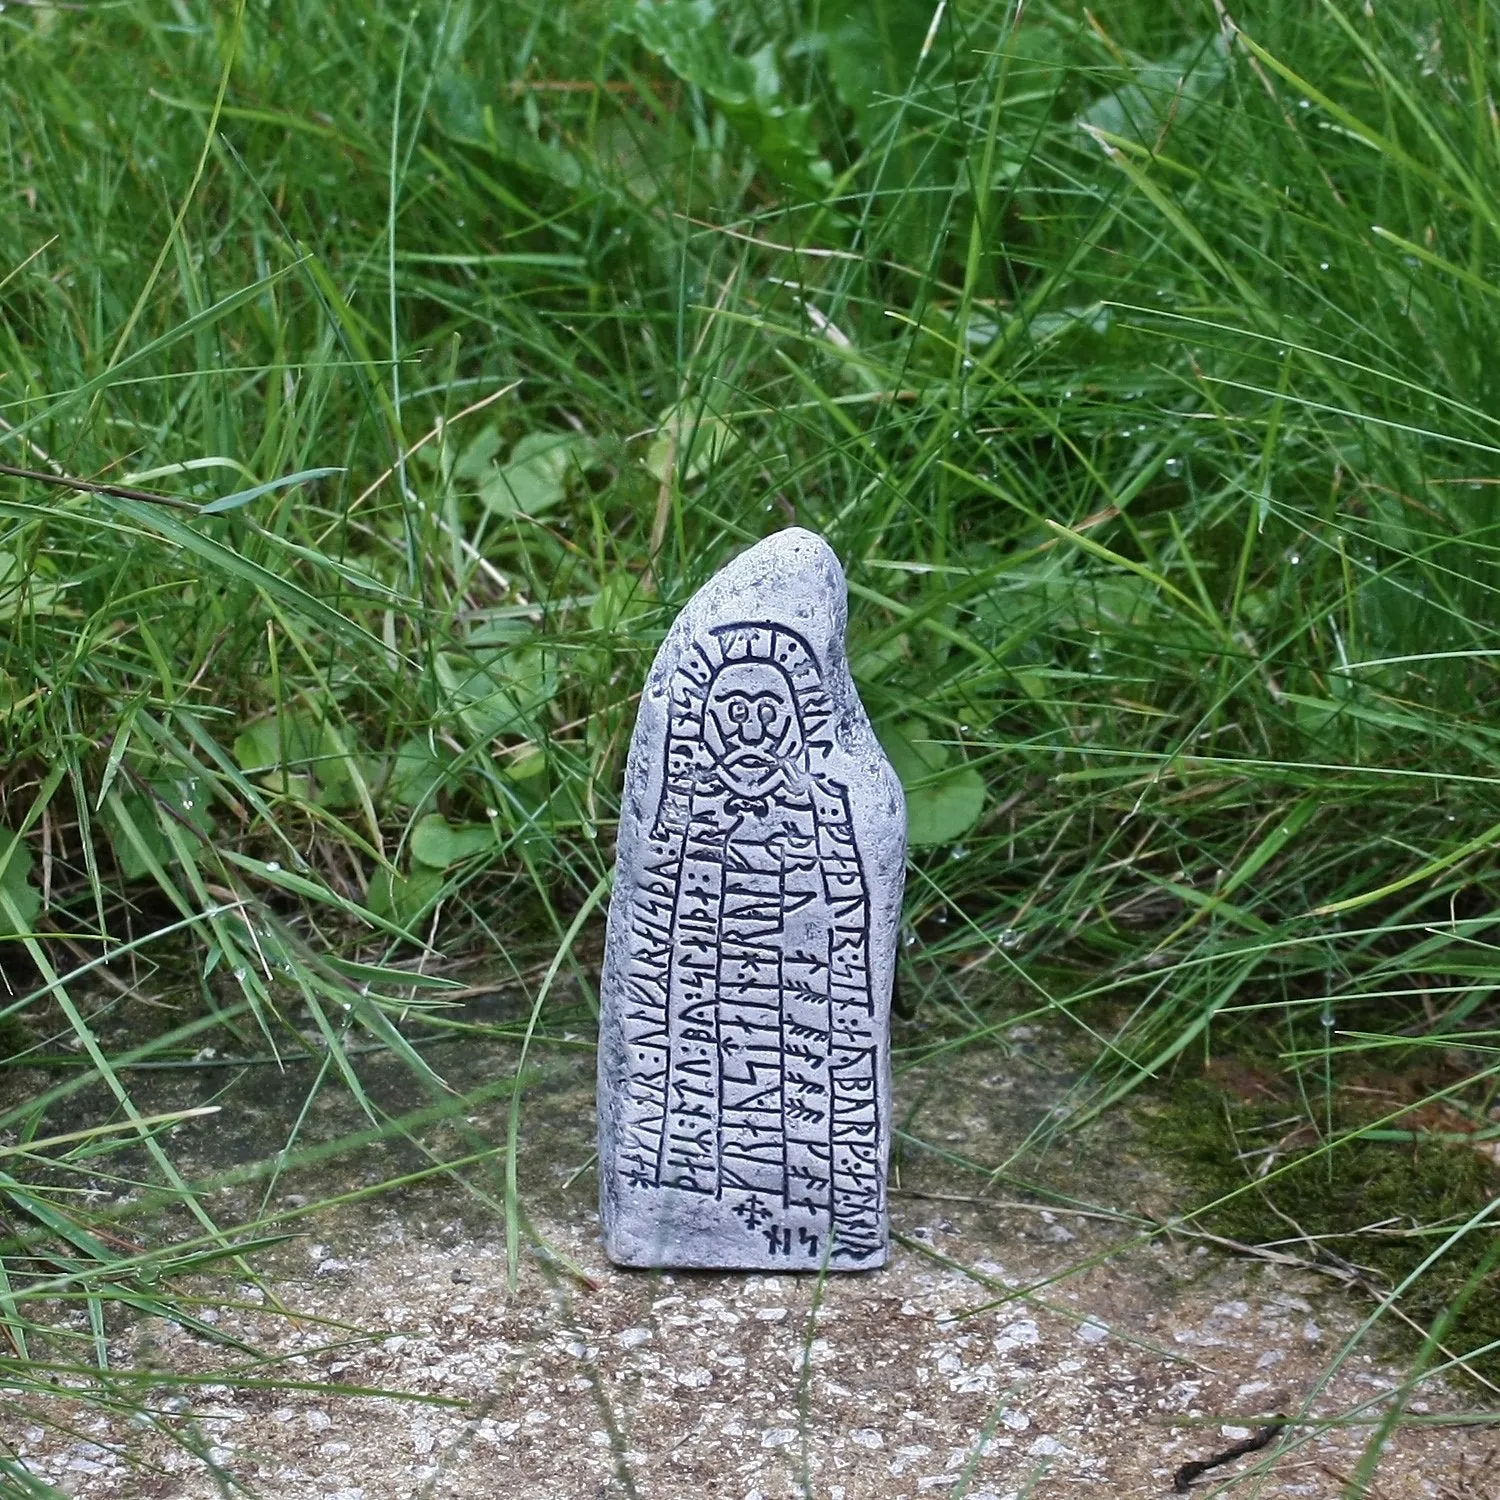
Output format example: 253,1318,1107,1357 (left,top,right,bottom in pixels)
10,1028,1494,1498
